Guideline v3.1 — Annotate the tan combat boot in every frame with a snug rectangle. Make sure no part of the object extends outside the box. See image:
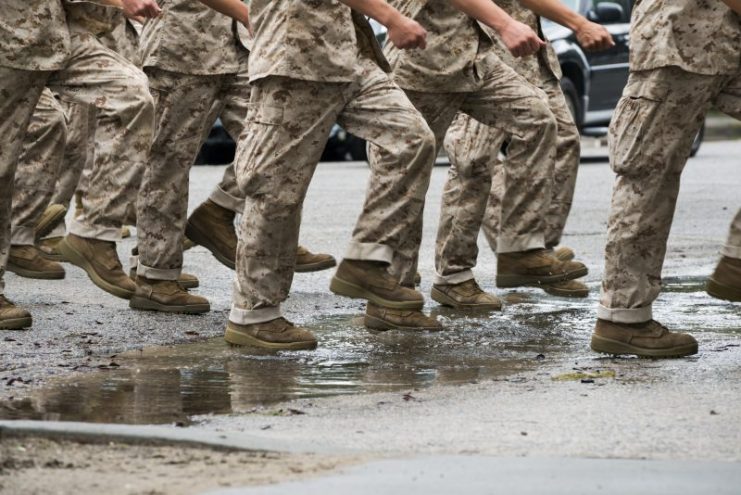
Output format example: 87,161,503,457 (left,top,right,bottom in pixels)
130,276,210,314
431,279,502,310
364,302,442,331
0,295,32,330
543,279,589,298
295,245,336,272
707,256,741,302
57,234,136,299
185,199,237,270
497,248,588,288
591,319,698,358
330,259,424,309
225,317,317,350
7,245,65,280
37,237,65,262
34,204,67,241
